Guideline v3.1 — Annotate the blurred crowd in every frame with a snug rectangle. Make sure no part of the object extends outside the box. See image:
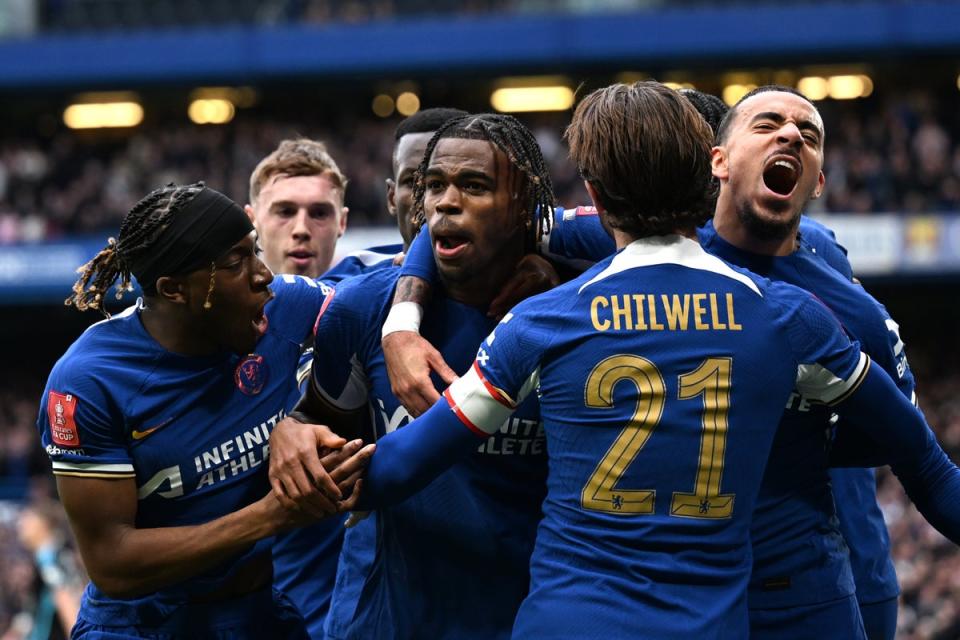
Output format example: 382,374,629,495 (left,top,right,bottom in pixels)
0,112,585,244
0,86,958,245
